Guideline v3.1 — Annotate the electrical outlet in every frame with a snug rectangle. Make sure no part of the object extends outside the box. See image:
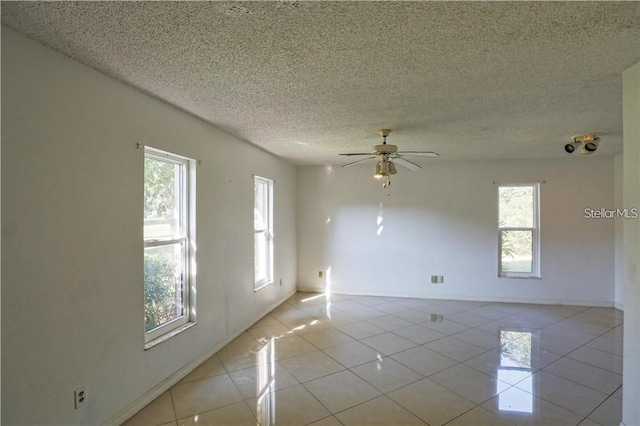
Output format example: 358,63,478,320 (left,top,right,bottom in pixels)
318,271,323,278
74,386,86,409
438,275,445,283
430,314,444,322
431,275,438,284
